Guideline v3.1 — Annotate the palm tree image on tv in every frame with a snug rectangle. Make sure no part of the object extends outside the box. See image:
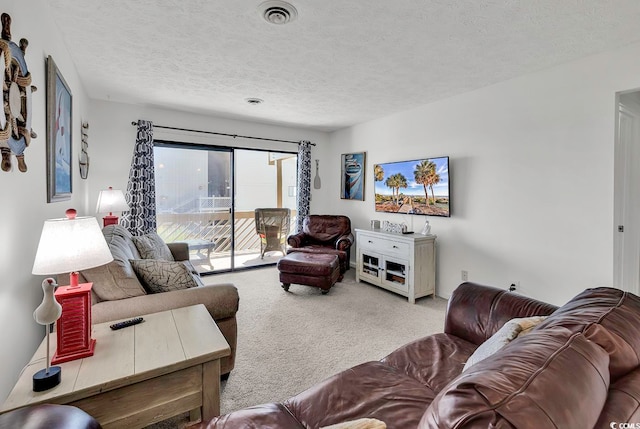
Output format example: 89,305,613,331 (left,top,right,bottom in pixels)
384,173,408,206
374,157,449,217
414,159,440,205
